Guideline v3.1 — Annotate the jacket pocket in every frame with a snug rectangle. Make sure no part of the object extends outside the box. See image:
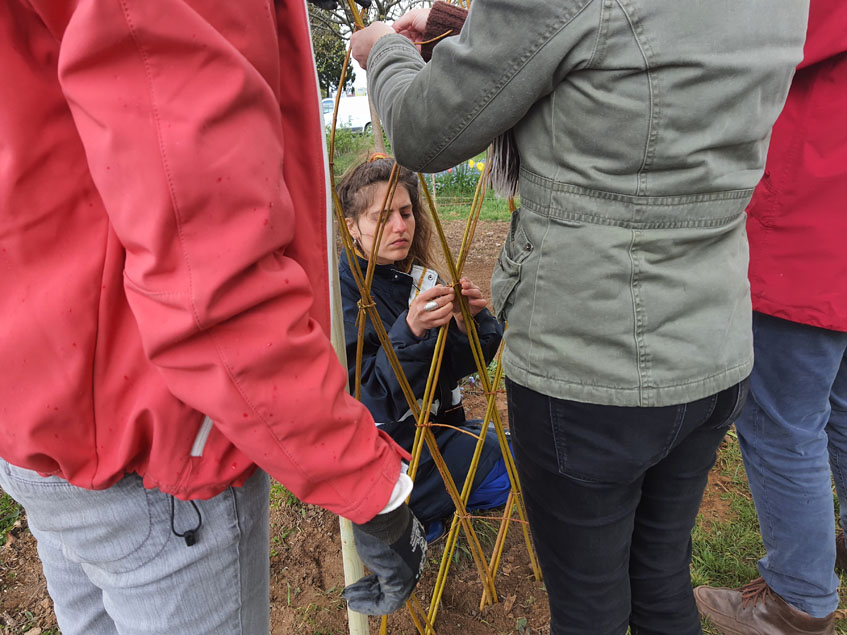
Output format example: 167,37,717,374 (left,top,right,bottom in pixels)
491,210,533,322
